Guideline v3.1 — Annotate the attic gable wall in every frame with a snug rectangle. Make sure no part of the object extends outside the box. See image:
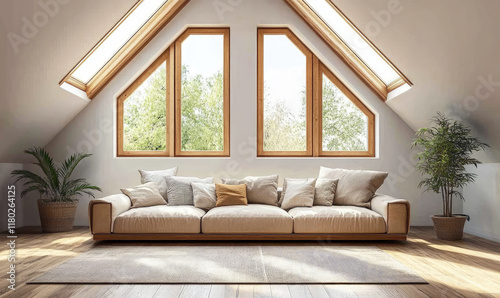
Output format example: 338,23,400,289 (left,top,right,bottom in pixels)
37,0,441,228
